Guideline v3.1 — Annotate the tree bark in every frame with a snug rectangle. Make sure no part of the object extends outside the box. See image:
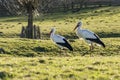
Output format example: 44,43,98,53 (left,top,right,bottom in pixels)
33,25,37,39
27,1,33,38
37,26,41,39
20,26,26,38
